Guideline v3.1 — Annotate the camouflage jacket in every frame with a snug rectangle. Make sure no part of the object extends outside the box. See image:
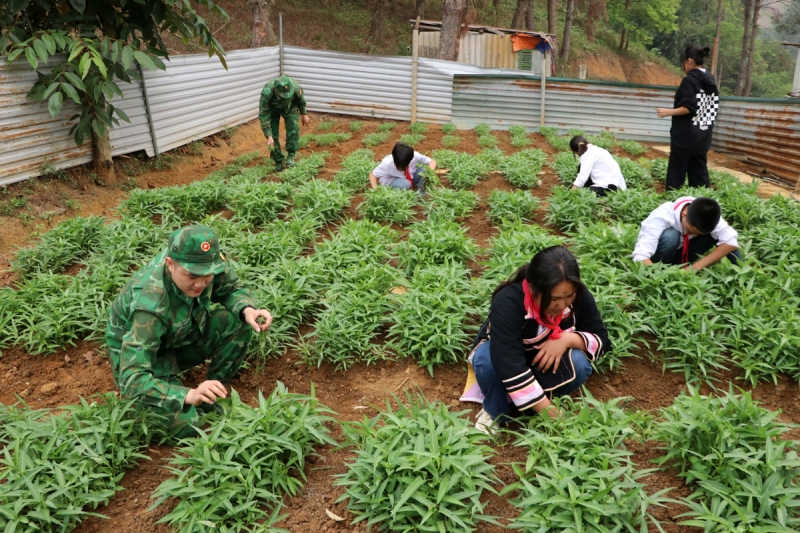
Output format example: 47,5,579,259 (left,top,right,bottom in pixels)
106,248,256,413
258,77,307,136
